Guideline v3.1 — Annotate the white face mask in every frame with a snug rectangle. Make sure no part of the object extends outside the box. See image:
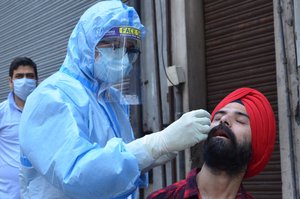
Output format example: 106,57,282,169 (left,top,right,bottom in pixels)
13,78,37,101
94,47,132,83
